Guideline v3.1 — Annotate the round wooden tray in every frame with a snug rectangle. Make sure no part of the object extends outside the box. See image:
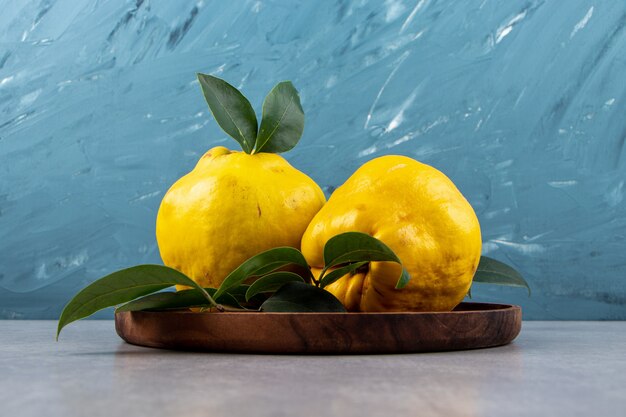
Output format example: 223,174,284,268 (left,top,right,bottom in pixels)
115,302,521,354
